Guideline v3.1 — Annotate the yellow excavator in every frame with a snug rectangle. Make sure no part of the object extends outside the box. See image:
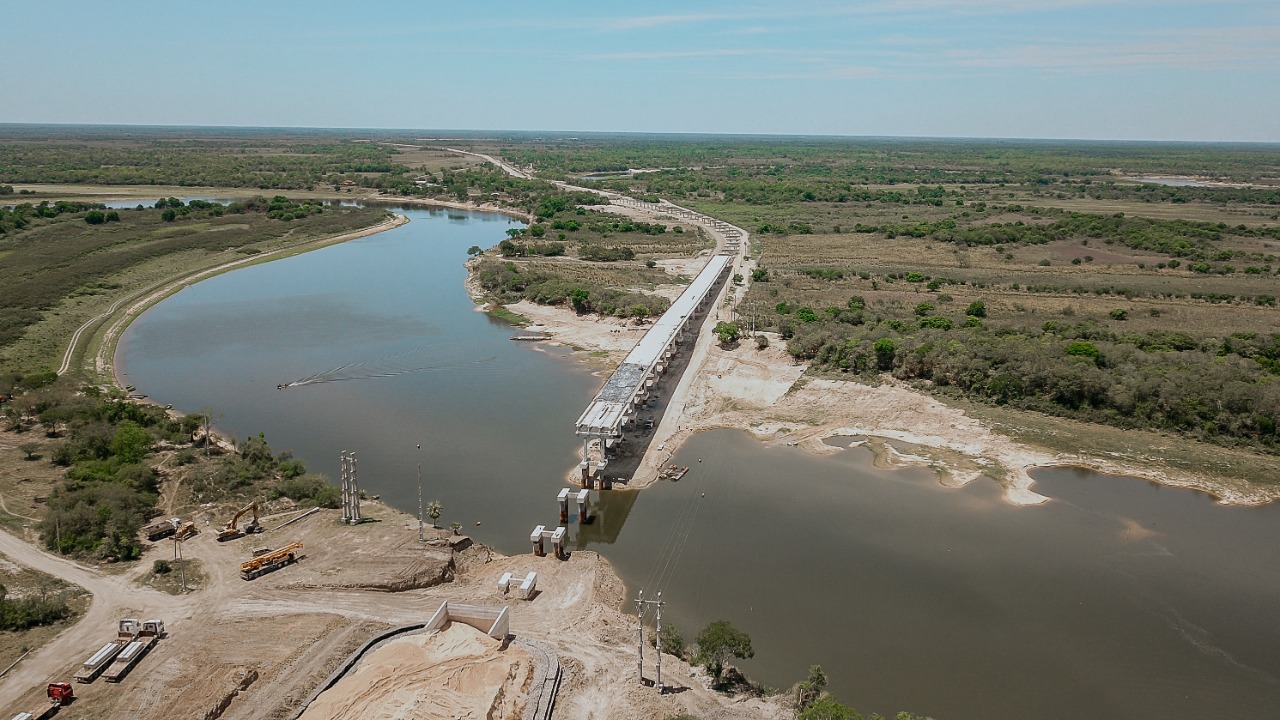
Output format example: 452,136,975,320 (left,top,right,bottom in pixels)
216,501,263,542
